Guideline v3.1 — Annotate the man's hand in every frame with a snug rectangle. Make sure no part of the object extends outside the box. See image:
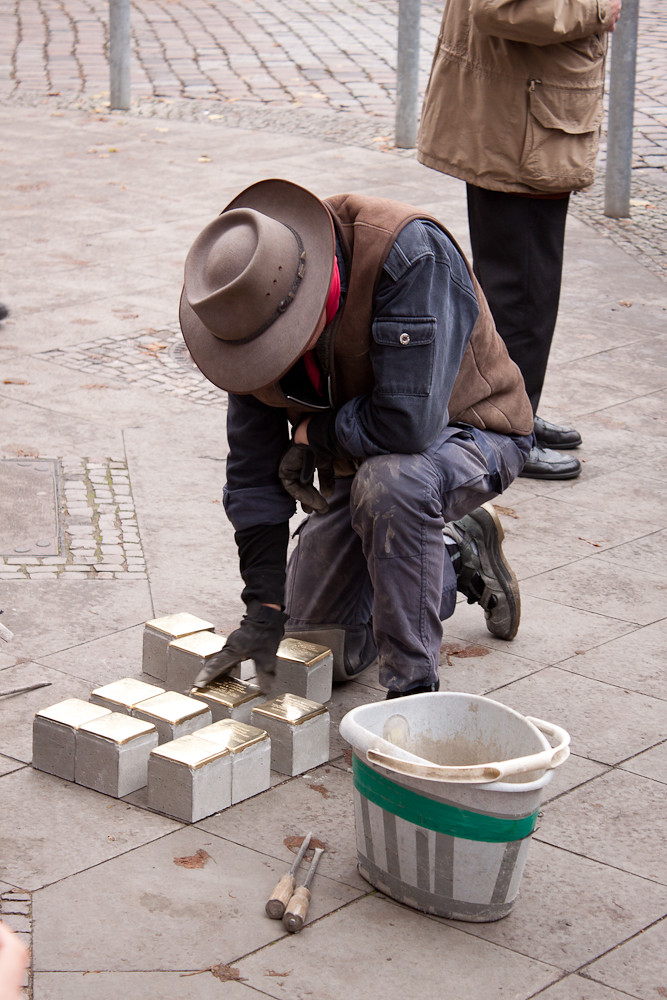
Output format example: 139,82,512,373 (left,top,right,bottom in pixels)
193,604,288,690
606,0,622,32
278,424,335,514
